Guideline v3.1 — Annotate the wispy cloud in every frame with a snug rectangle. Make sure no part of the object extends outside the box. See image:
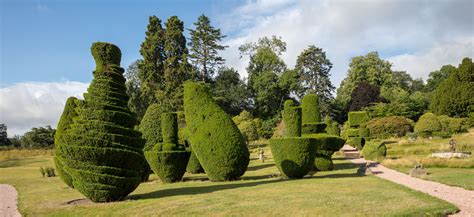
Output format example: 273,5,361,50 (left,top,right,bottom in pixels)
35,3,51,13
0,81,88,136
